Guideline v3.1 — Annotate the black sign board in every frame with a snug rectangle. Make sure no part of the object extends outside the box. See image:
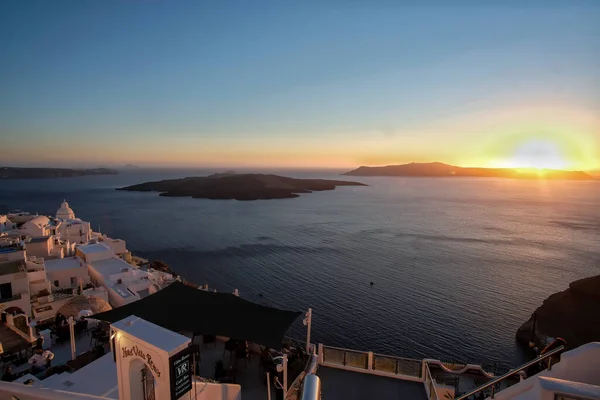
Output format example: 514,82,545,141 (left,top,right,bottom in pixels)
169,346,193,400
